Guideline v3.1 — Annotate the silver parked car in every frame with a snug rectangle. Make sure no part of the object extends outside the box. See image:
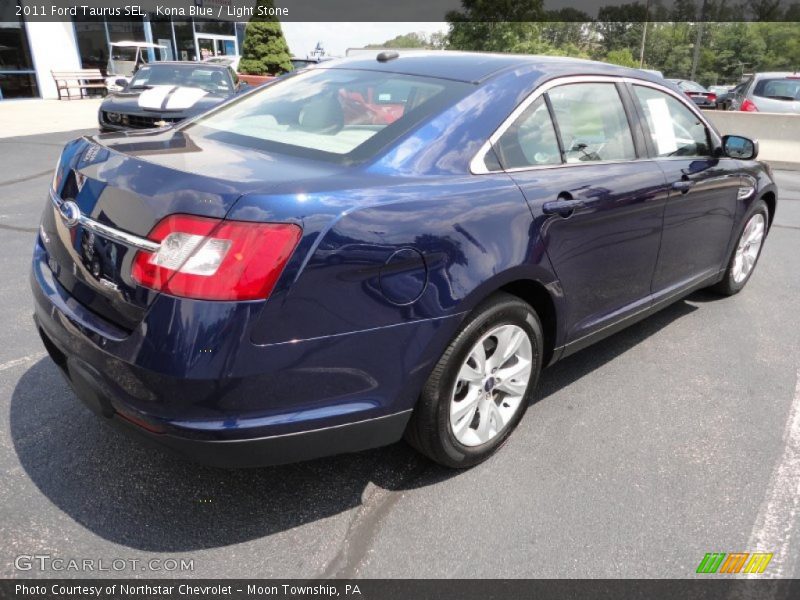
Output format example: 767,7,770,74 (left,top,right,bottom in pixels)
729,72,800,113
